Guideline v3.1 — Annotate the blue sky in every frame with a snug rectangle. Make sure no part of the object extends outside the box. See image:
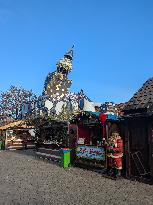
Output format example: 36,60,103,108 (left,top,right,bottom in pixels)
0,0,153,103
